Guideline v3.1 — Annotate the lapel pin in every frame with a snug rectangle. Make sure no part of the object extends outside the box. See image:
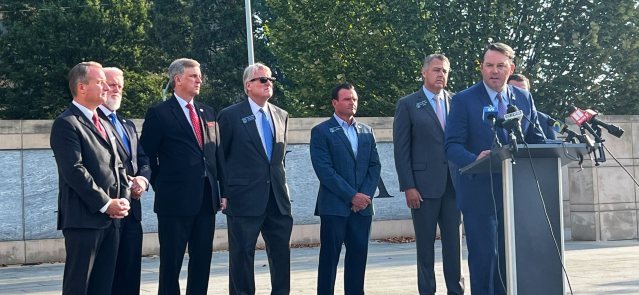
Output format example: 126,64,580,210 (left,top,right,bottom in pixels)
199,109,204,112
